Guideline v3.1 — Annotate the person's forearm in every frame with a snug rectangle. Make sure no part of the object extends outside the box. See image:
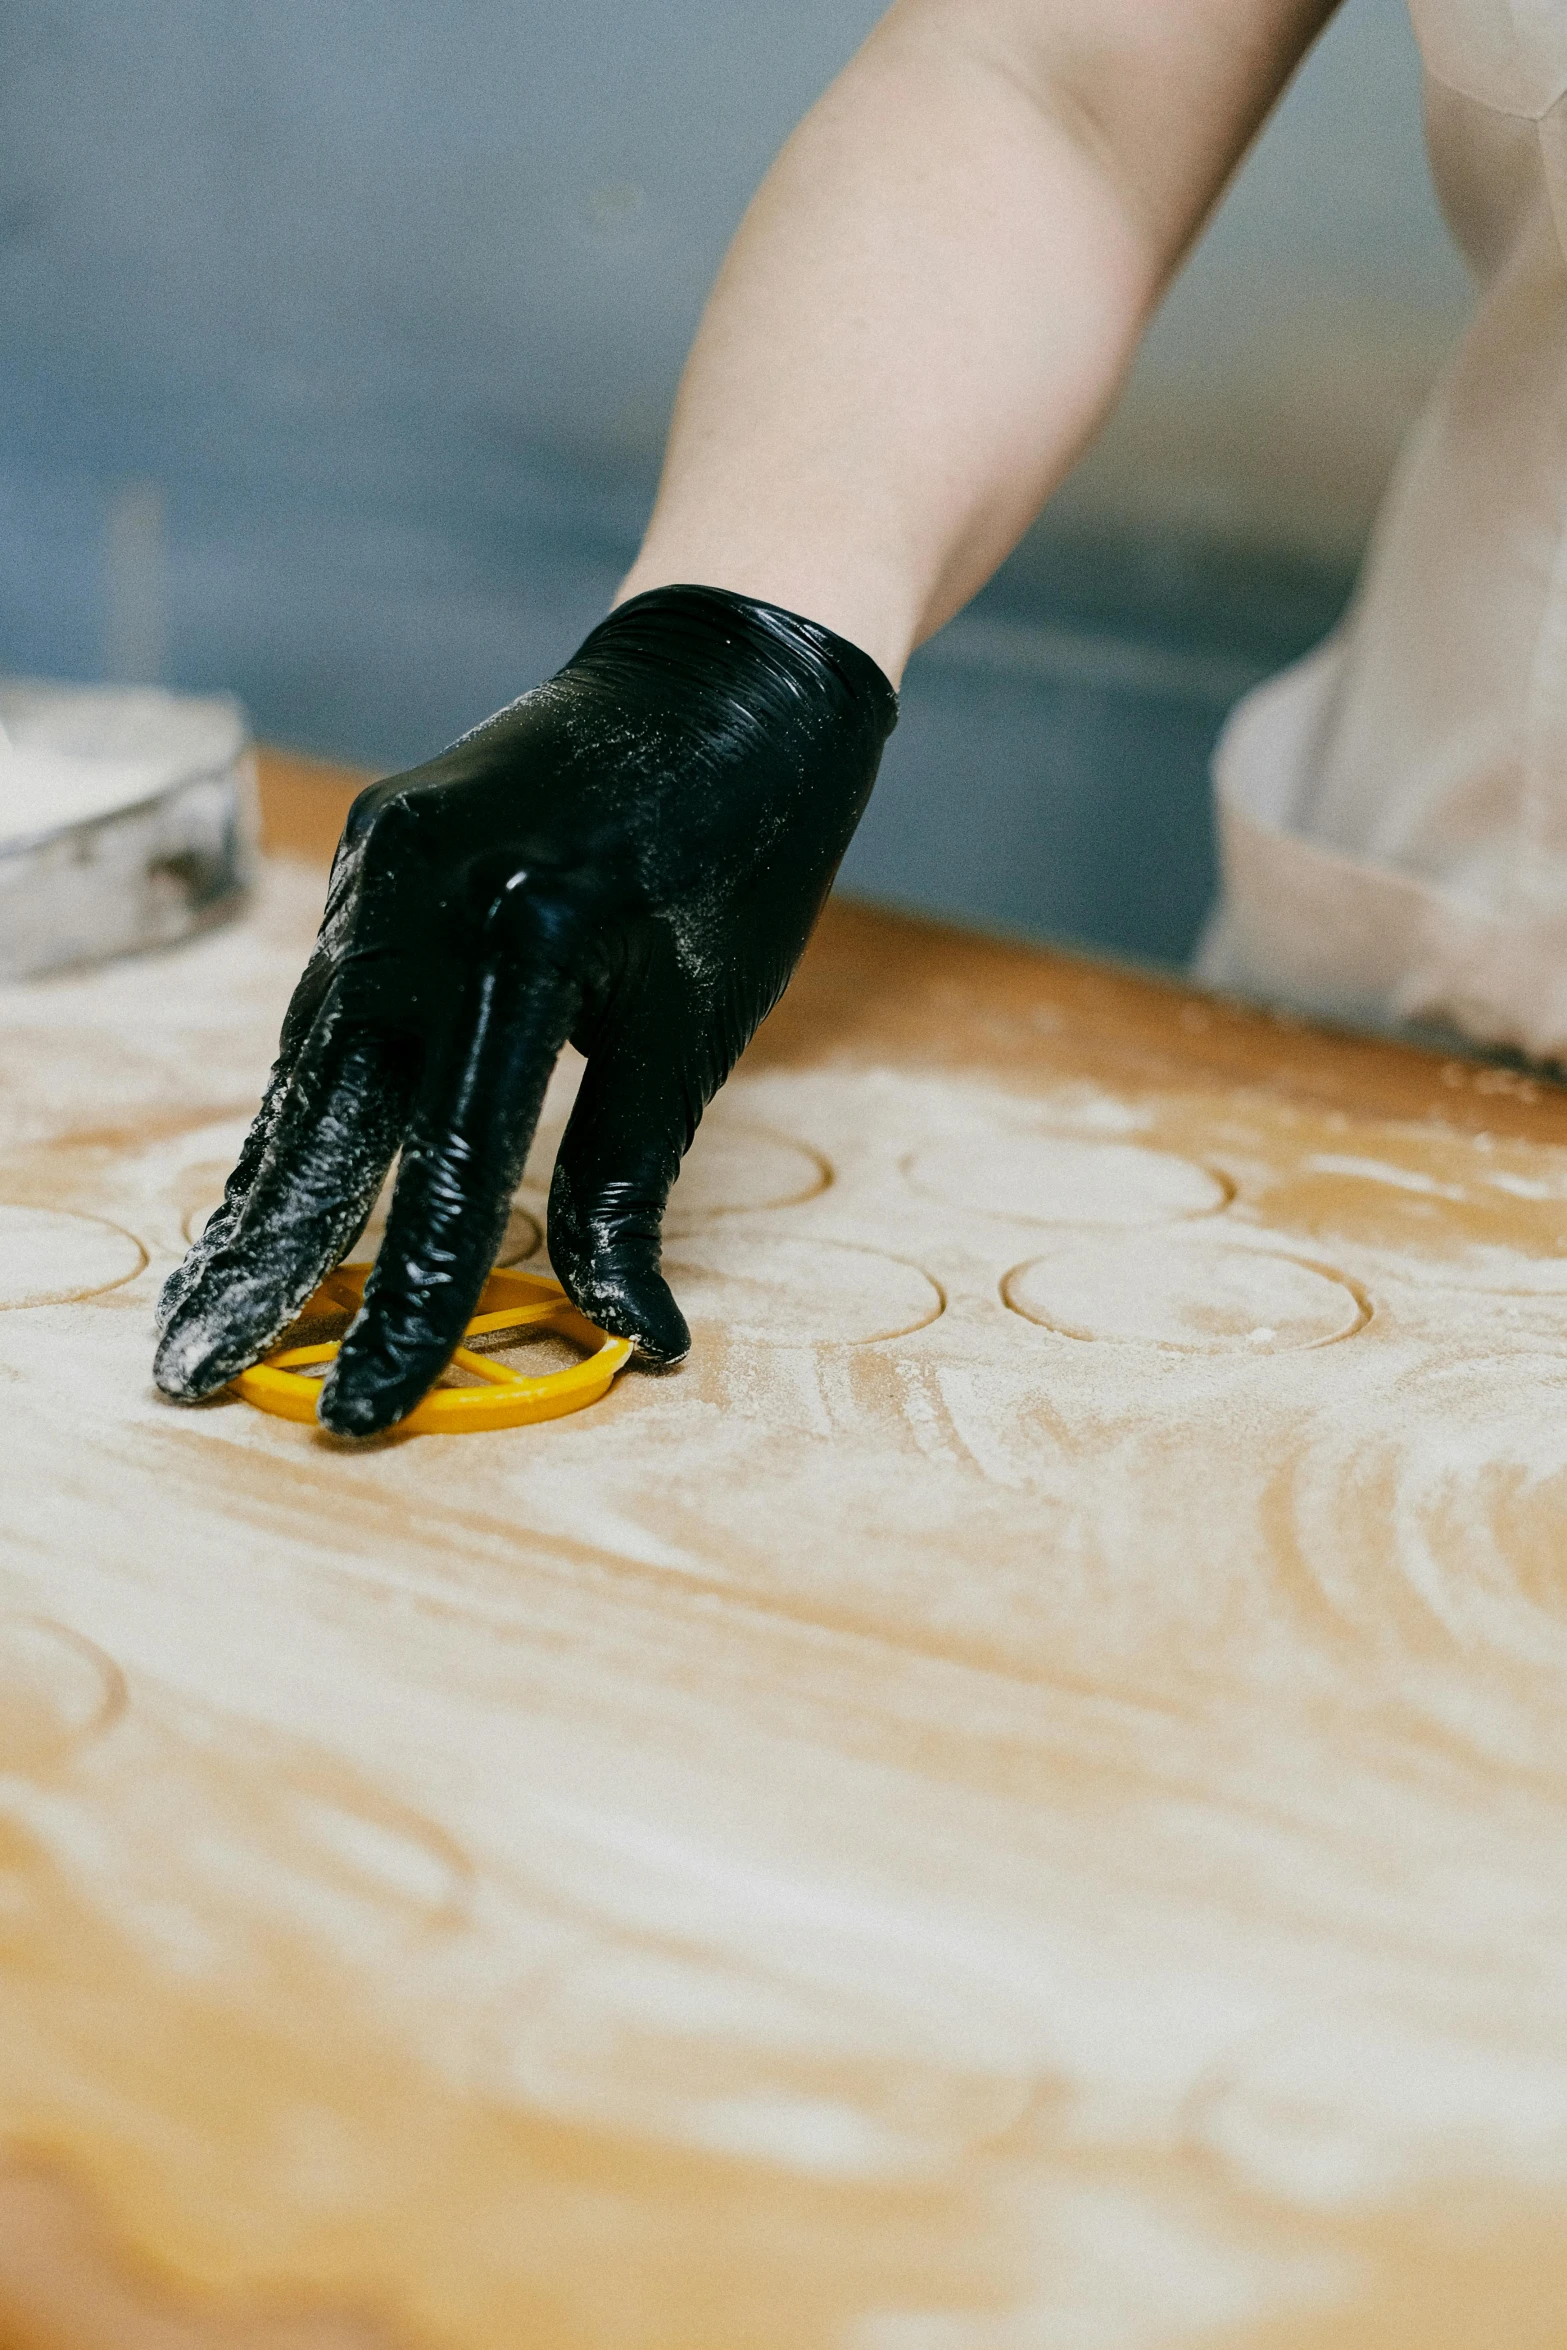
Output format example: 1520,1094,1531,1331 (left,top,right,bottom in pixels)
618,0,1338,682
